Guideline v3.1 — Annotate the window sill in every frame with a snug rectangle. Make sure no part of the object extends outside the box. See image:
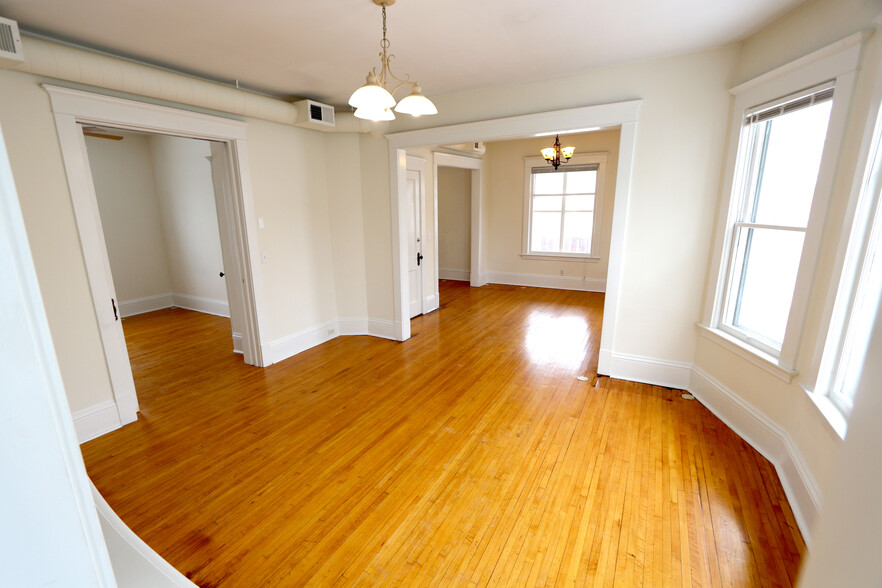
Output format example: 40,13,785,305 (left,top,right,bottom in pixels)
800,384,848,440
520,254,600,262
698,324,797,384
